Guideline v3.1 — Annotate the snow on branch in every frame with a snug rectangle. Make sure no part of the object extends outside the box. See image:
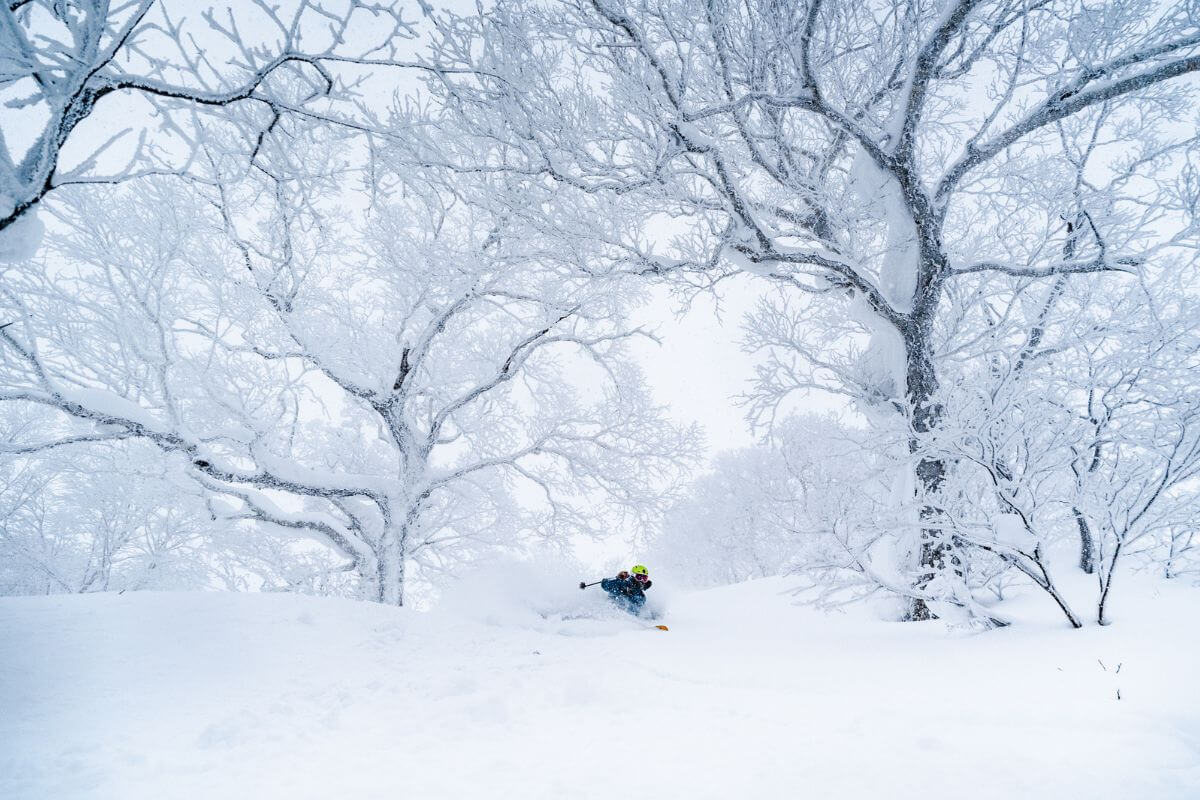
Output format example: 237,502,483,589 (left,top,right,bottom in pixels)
951,254,1141,279
194,474,376,571
0,0,424,242
937,44,1200,201
0,432,136,455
